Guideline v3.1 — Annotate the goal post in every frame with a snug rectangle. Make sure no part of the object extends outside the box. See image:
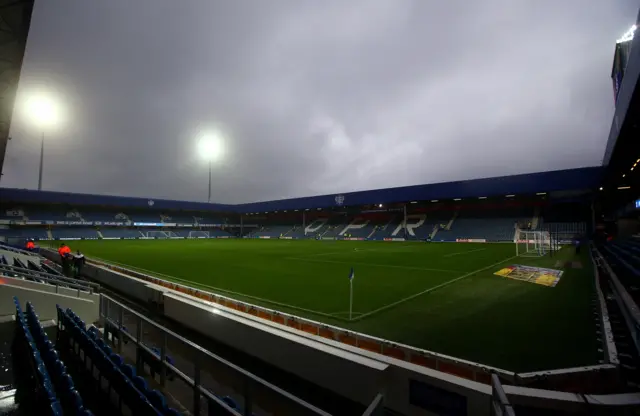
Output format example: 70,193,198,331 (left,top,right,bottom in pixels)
188,230,210,238
515,229,555,257
146,230,169,239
